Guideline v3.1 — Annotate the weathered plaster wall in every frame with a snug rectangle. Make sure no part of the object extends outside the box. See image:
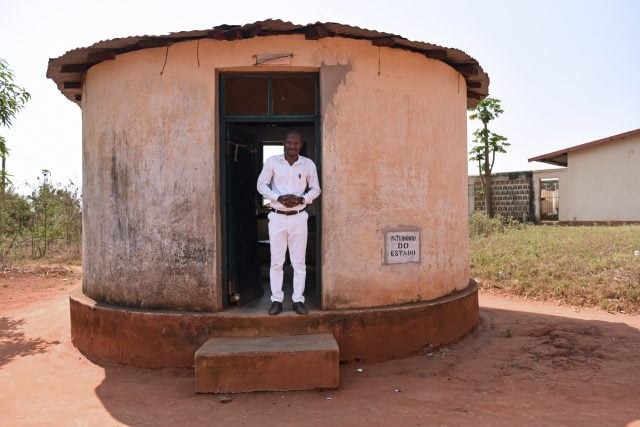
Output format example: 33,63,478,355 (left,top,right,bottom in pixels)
317,40,469,308
560,136,640,222
83,35,469,311
83,43,219,311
